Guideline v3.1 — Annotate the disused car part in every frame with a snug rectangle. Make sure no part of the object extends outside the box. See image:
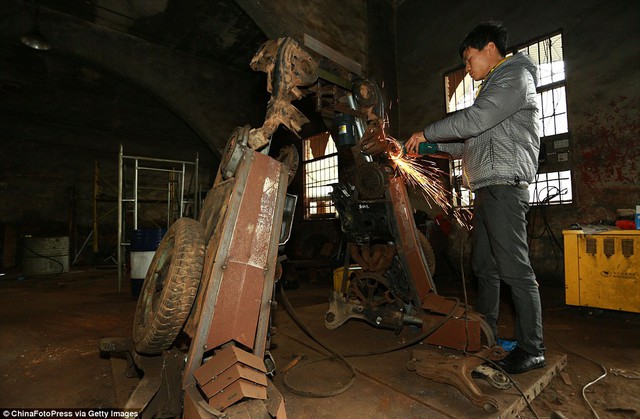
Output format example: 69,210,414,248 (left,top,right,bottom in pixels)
408,346,508,413
327,142,494,350
101,37,316,418
326,124,509,409
248,37,318,150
